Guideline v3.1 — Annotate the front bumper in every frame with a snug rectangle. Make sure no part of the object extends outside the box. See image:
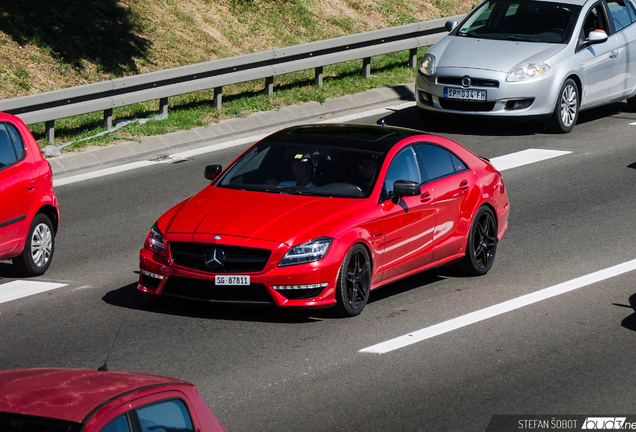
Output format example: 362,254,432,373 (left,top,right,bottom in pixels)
138,235,346,309
415,67,557,120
